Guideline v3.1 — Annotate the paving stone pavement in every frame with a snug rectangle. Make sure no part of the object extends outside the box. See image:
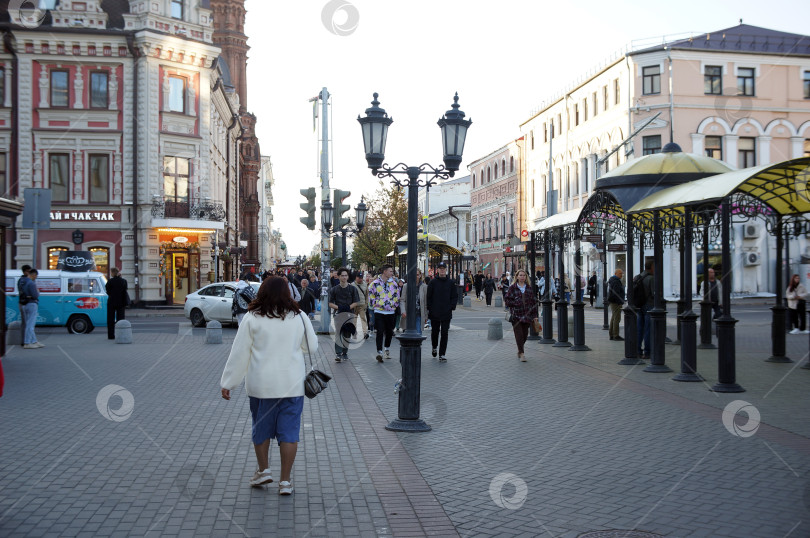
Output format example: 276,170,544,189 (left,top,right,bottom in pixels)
1,301,808,537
